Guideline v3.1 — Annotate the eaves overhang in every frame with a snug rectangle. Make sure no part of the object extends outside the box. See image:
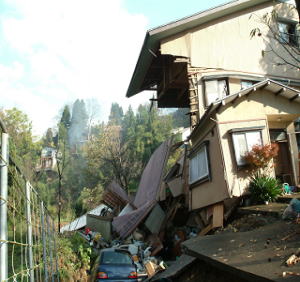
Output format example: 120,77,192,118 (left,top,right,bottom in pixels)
126,0,272,98
190,79,300,139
